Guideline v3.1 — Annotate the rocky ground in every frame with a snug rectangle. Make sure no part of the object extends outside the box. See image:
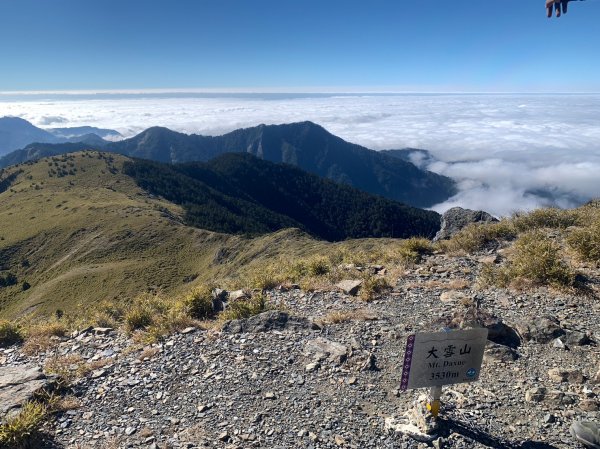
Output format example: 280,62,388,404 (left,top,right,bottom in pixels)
1,251,599,449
